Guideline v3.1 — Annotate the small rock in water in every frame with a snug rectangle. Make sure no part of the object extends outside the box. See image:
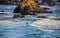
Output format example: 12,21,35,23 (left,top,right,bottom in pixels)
37,16,47,18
